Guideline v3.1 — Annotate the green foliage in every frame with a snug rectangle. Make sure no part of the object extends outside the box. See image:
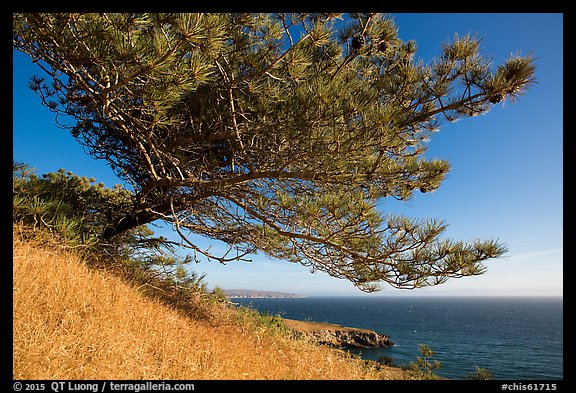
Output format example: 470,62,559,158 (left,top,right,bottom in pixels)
13,161,135,254
231,305,292,337
13,13,533,292
210,286,229,303
465,366,494,380
12,161,220,311
408,343,443,380
377,355,396,367
258,313,289,333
